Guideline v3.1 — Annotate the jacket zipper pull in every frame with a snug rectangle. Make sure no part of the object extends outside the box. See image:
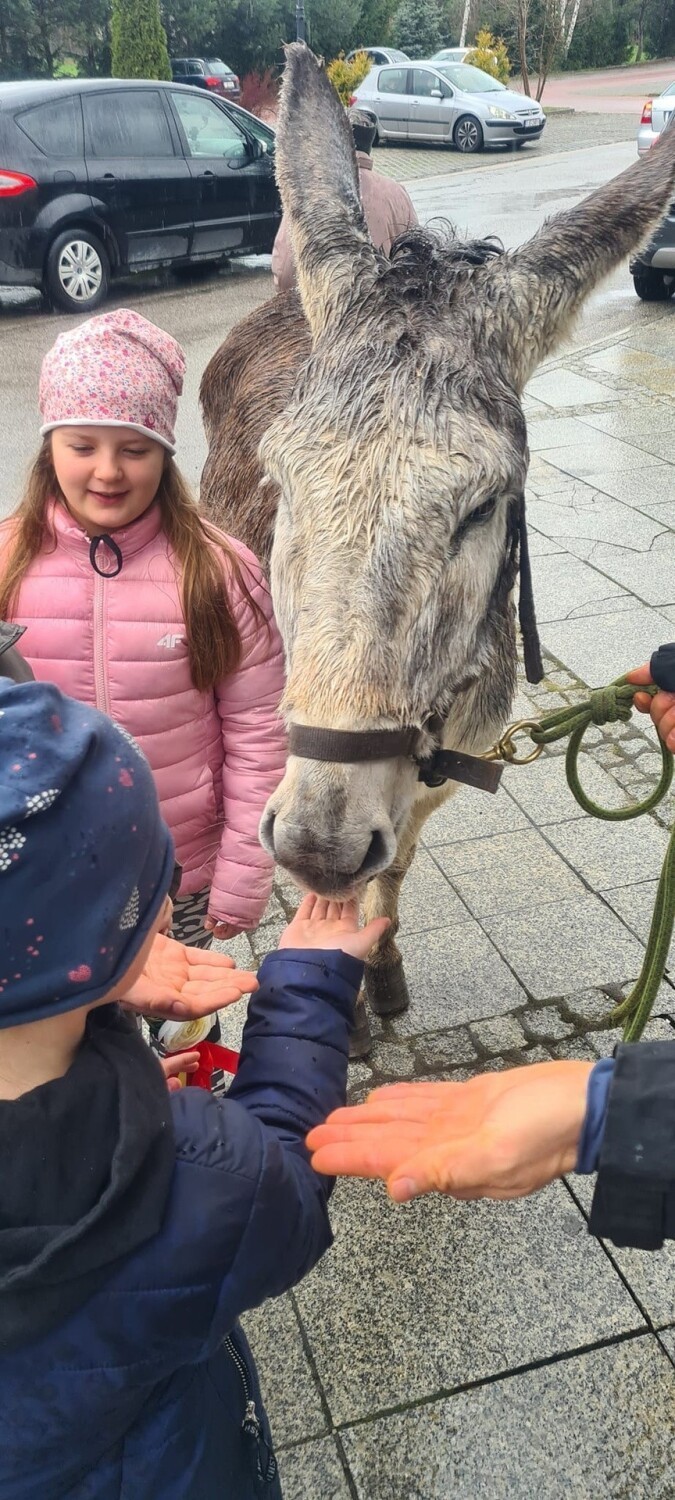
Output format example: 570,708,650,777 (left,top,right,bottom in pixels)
242,1400,278,1484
